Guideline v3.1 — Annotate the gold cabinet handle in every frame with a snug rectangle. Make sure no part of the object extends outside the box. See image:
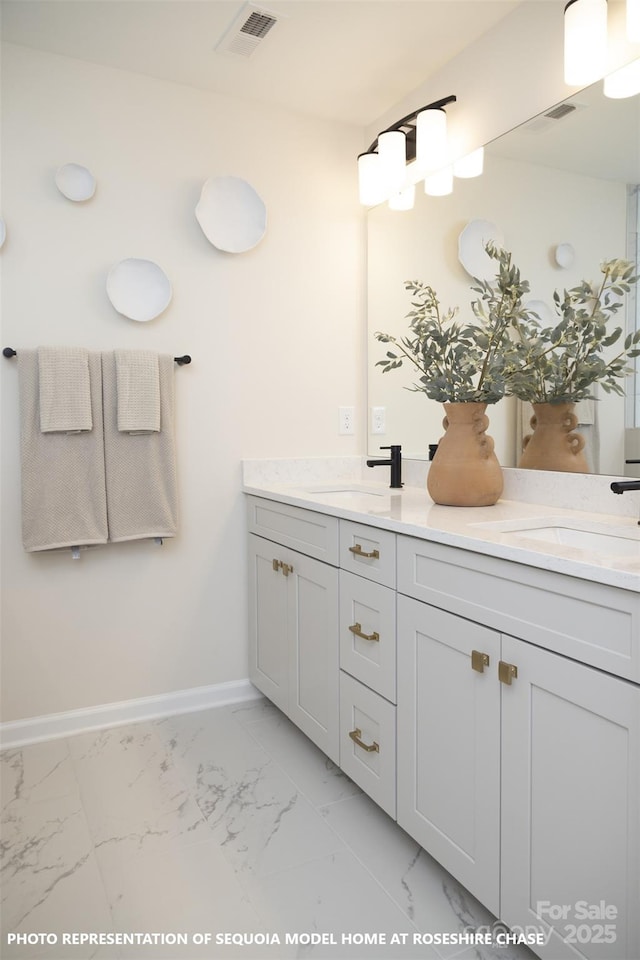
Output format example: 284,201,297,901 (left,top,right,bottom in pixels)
272,559,293,576
348,544,380,560
281,562,293,577
348,622,380,643
471,650,490,673
272,558,282,572
498,660,518,685
348,728,379,753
